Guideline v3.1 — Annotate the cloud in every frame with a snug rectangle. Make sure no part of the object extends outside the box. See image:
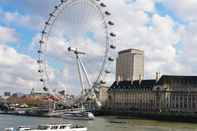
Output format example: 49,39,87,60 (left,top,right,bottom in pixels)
157,0,197,75
0,44,39,95
176,21,197,75
0,26,67,95
0,10,43,30
0,37,74,95
105,0,185,77
162,0,197,22
0,0,57,17
0,26,19,45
